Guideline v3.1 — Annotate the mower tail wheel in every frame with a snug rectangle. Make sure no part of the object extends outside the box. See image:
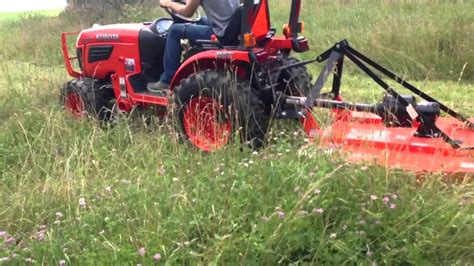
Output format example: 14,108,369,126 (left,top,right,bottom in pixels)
60,79,115,123
174,70,269,152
